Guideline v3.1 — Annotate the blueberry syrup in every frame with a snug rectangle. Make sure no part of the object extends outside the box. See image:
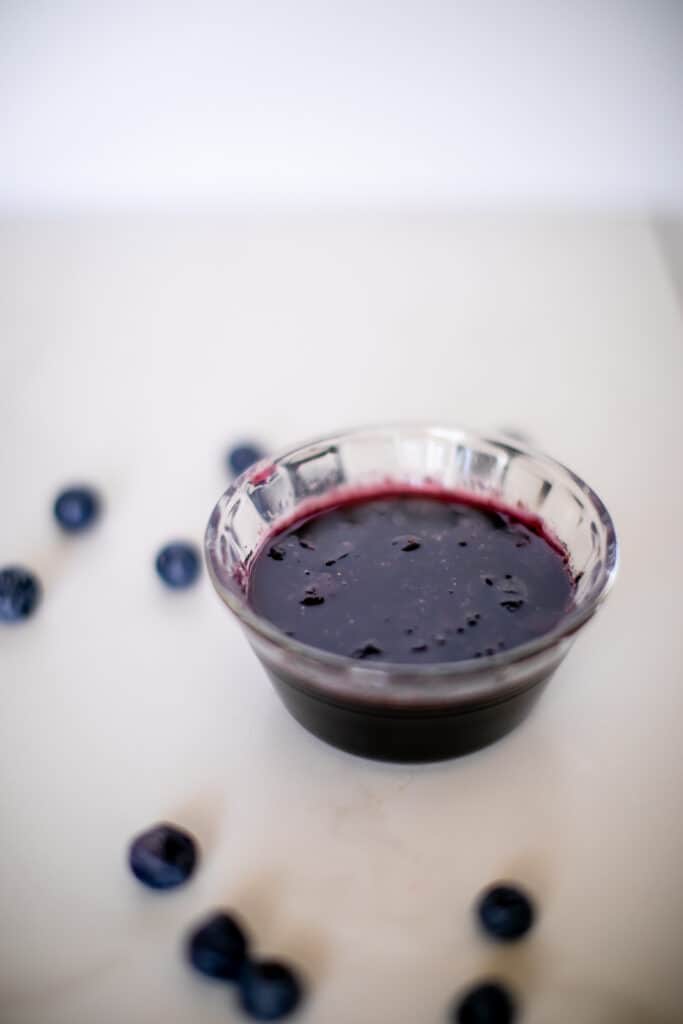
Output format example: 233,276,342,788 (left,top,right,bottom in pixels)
247,487,574,665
